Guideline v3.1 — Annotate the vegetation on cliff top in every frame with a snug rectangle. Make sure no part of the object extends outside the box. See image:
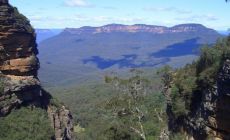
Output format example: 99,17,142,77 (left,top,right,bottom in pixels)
0,107,54,140
161,36,230,118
